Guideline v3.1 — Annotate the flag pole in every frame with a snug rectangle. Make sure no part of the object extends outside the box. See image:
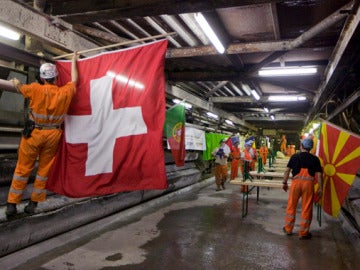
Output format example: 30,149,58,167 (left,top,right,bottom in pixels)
53,32,177,60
